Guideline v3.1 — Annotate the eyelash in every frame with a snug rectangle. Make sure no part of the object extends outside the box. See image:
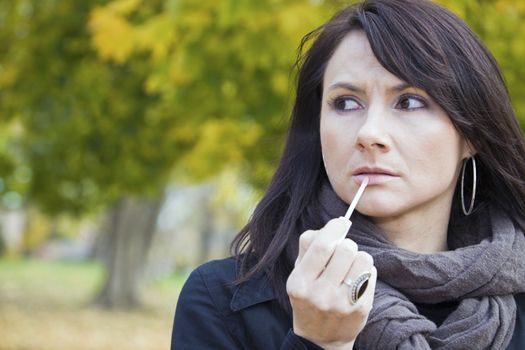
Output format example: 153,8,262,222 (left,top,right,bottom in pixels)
397,94,428,111
328,94,428,112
